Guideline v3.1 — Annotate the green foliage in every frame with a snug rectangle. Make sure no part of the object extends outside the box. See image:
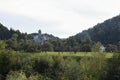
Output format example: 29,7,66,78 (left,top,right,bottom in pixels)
75,15,120,44
23,41,41,52
117,41,120,52
0,23,30,40
106,53,120,80
6,71,52,80
12,33,18,40
52,56,66,80
80,37,92,52
41,42,53,52
0,50,15,79
0,49,118,80
50,40,64,52
64,57,81,80
92,42,102,52
33,55,54,78
80,53,107,80
6,37,18,51
81,44,91,52
106,44,117,52
0,41,6,50
6,71,27,80
0,23,10,40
